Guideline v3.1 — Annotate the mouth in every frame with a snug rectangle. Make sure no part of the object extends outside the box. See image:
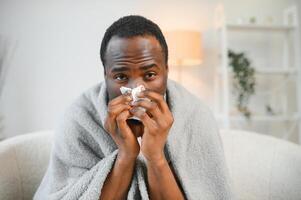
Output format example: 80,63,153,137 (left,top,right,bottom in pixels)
126,118,143,126
126,119,144,137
